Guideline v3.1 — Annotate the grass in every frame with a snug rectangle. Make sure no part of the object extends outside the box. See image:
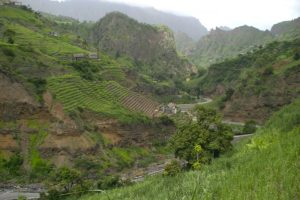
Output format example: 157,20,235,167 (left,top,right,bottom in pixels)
80,98,300,200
